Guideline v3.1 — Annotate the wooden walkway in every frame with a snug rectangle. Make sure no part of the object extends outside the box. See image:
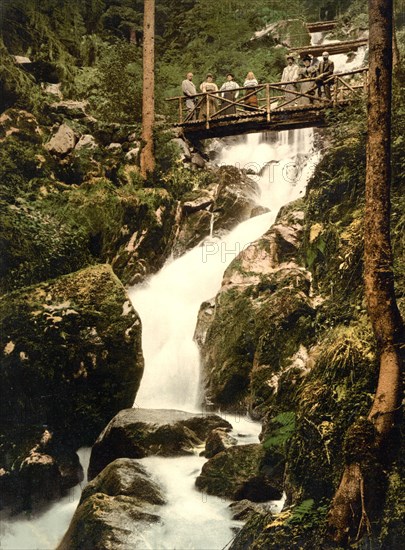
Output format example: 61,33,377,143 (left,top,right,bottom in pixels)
306,20,338,33
168,68,368,140
290,38,368,58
